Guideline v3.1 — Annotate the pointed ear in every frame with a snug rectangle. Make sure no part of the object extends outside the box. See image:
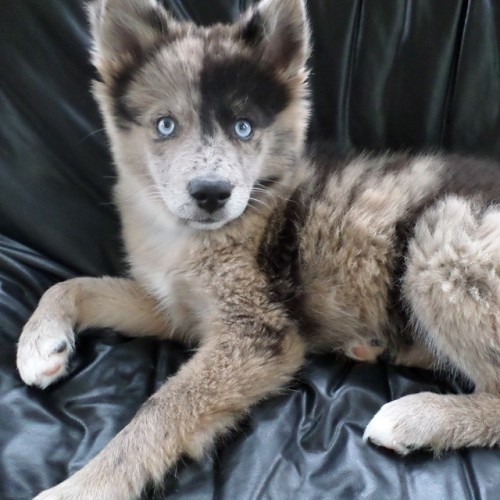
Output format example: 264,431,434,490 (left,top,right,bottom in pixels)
87,0,178,81
239,0,310,80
